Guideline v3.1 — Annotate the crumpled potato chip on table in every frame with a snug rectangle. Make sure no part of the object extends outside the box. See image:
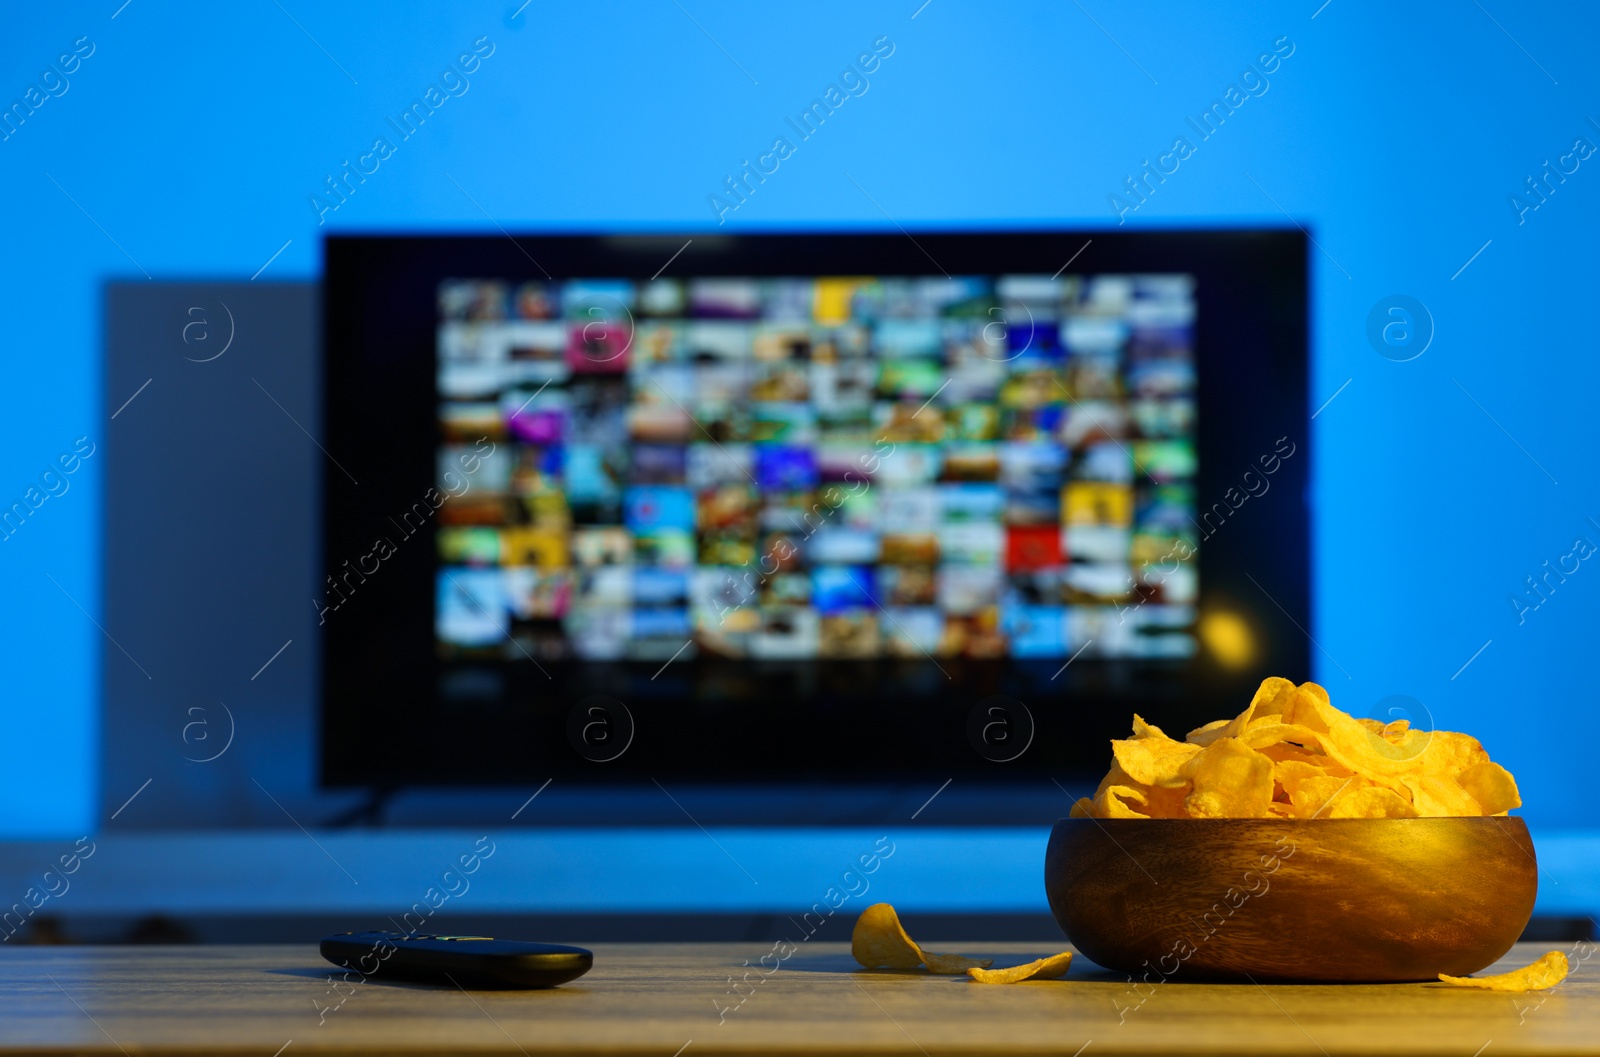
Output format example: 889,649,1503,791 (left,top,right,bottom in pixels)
1072,676,1522,820
851,903,992,974
1439,950,1569,991
851,902,924,969
921,951,996,974
967,952,1074,984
